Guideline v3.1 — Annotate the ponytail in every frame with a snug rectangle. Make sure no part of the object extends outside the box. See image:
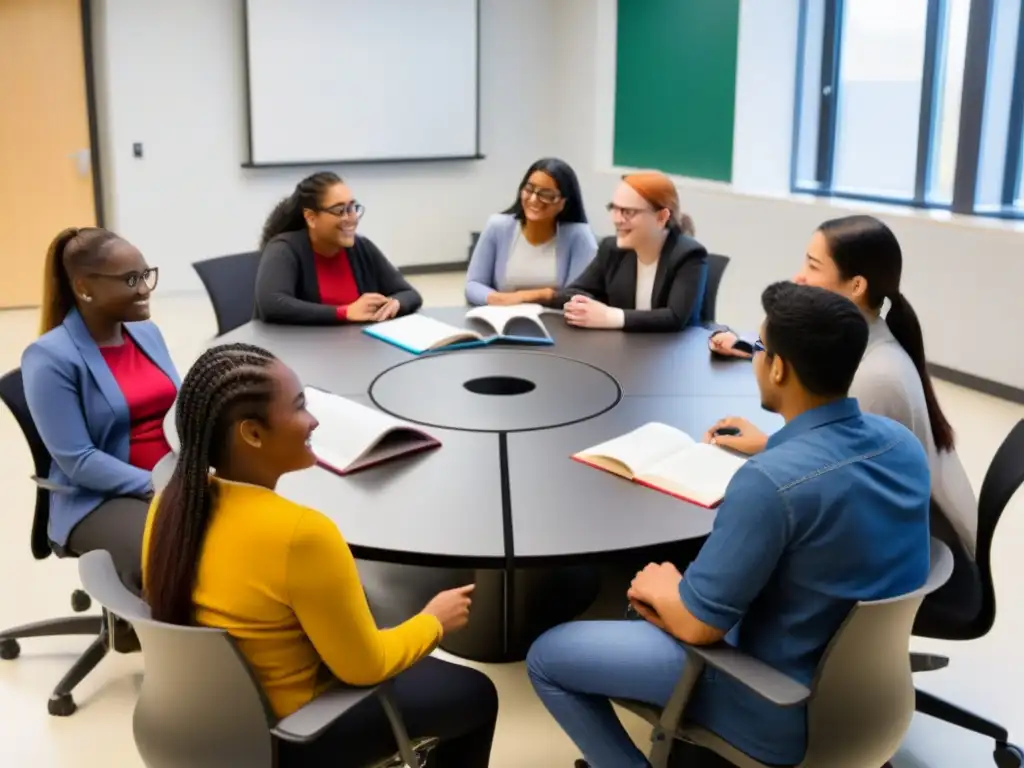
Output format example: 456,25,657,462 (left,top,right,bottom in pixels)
40,229,80,336
259,171,343,249
675,212,696,237
145,343,277,625
39,227,121,336
886,292,955,451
